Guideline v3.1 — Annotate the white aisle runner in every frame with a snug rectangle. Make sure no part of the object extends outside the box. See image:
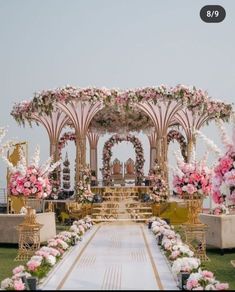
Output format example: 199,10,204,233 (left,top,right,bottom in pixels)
41,223,178,290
